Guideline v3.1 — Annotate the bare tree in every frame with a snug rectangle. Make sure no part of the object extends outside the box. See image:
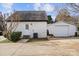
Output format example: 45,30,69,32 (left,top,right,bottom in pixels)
68,3,79,13
0,13,4,32
68,3,79,27
55,8,70,21
3,12,20,39
55,8,76,25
